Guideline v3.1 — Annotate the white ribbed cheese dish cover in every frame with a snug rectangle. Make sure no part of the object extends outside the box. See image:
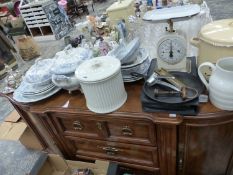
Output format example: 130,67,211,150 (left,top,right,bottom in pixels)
75,56,127,113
